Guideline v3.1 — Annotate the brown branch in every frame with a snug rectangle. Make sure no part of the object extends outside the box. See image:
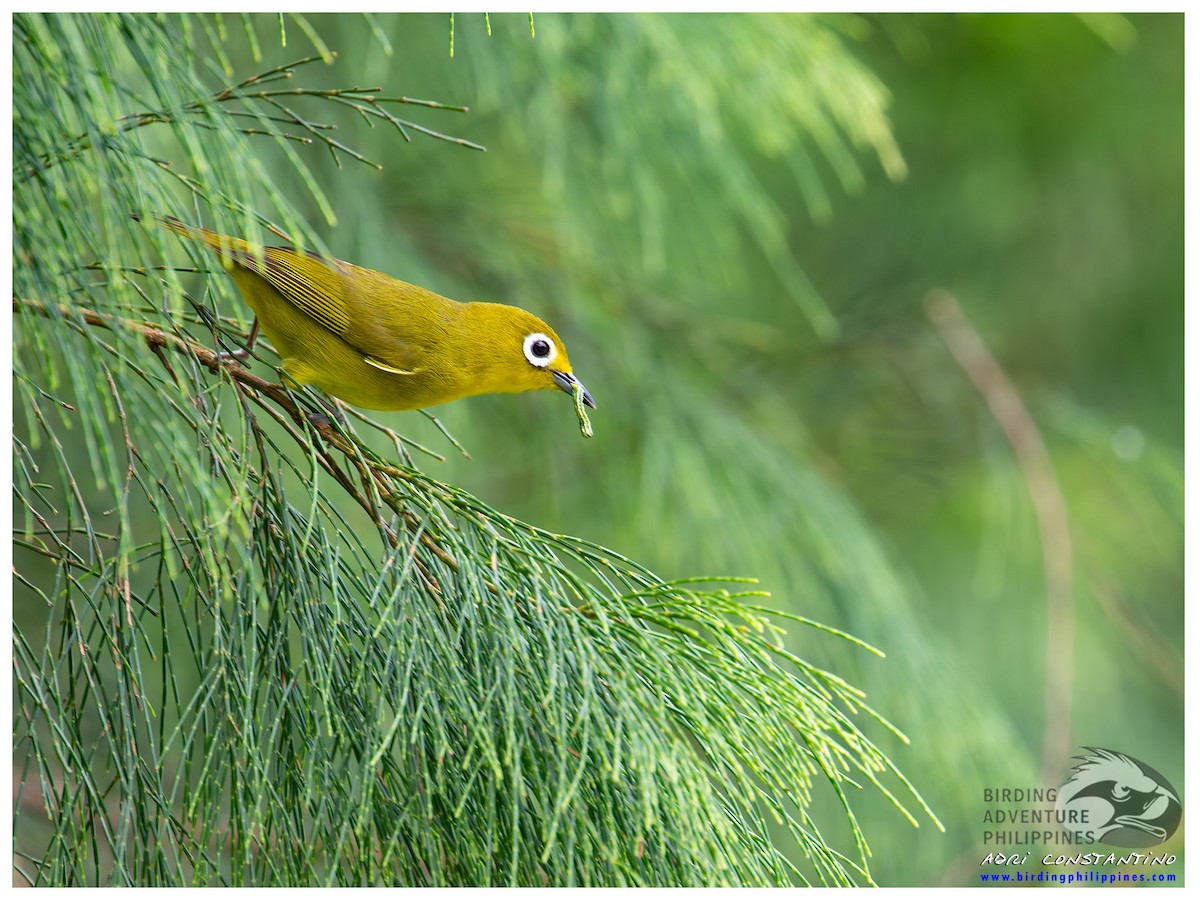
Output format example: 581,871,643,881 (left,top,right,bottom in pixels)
13,296,466,579
14,296,283,397
925,290,1074,788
